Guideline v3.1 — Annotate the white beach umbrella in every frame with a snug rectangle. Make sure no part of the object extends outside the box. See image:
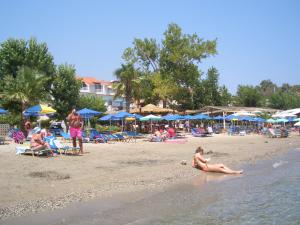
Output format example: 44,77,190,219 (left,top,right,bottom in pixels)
294,121,300,126
140,114,162,133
